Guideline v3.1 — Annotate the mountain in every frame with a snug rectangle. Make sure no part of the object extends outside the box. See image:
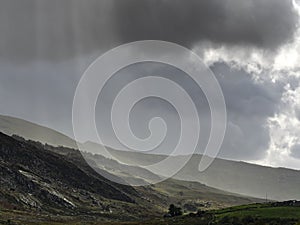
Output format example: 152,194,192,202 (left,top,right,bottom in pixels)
1,115,297,201
91,148,300,201
0,115,77,148
175,155,300,201
0,132,261,224
0,132,146,217
42,142,261,207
